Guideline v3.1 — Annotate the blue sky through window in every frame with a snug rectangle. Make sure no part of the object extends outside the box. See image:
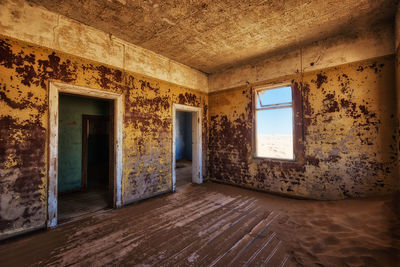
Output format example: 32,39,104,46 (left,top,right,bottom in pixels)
257,86,293,135
256,86,293,159
257,86,292,108
257,108,293,135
